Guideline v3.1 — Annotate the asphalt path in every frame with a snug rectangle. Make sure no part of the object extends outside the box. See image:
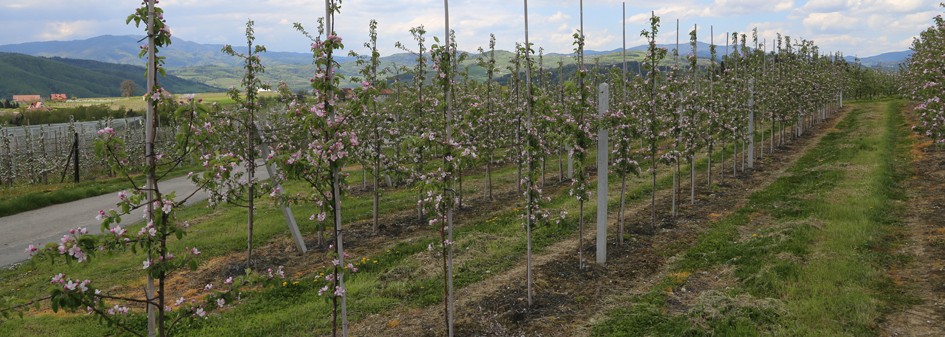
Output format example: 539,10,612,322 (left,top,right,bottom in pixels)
0,165,270,268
